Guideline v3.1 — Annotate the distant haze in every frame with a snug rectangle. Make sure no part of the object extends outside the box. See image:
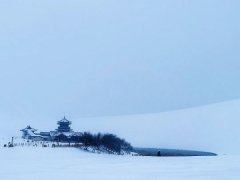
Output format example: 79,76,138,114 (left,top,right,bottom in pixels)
0,0,240,121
